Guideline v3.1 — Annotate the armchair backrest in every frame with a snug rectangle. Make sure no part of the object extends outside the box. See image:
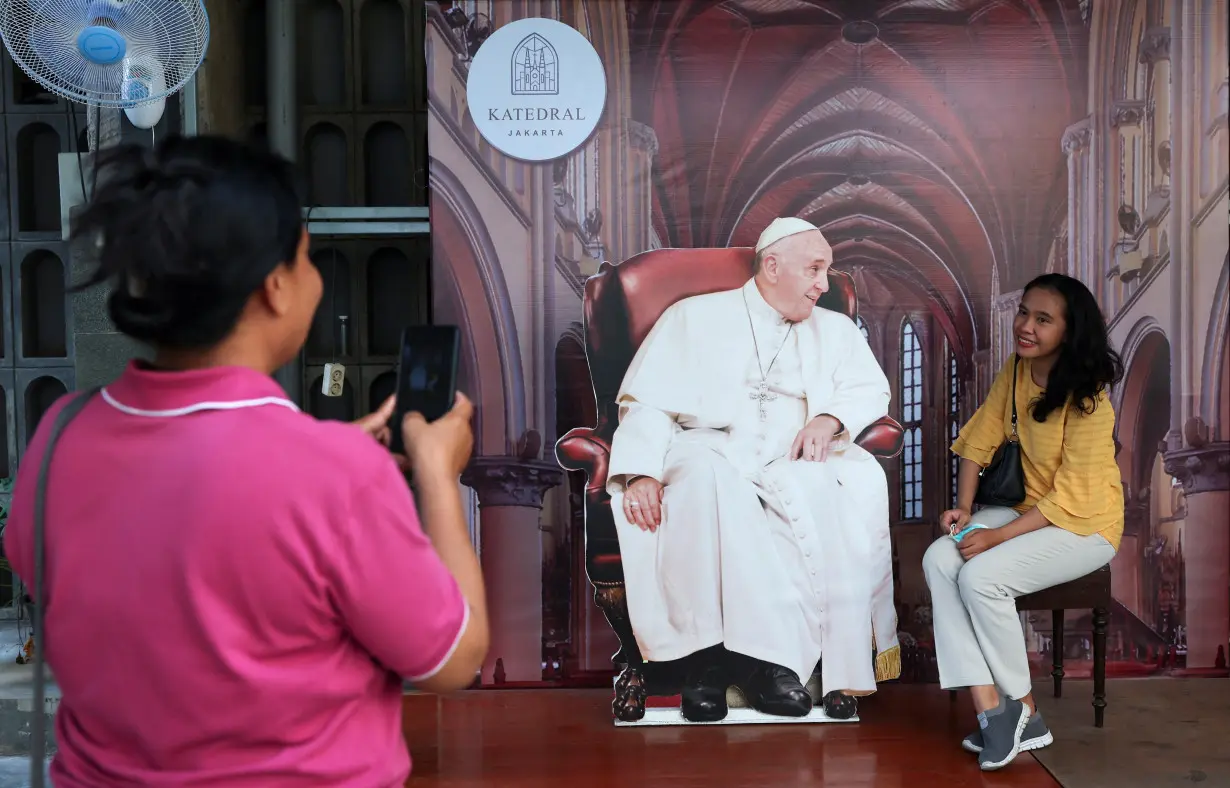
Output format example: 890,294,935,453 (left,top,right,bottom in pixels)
580,247,859,431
